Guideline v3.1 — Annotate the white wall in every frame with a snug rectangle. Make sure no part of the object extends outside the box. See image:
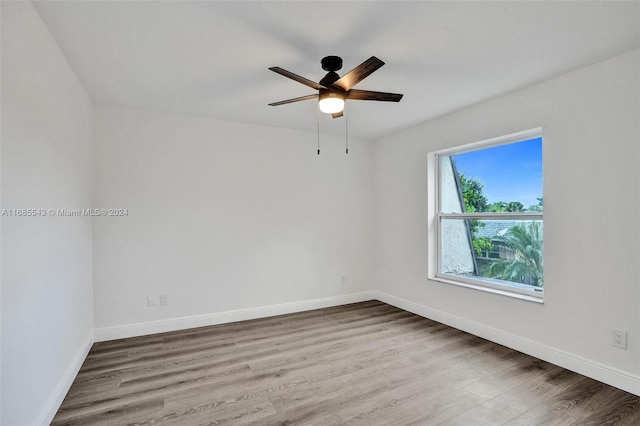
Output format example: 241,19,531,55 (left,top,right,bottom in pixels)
374,50,640,392
92,105,374,332
1,2,94,425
